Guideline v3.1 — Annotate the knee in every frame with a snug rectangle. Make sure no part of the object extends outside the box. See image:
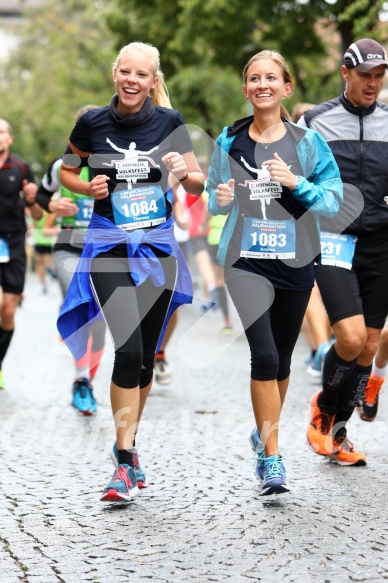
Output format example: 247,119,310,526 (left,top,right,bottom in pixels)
140,353,154,388
1,304,16,327
336,329,366,359
112,345,143,388
379,328,388,353
361,336,380,364
251,350,278,380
